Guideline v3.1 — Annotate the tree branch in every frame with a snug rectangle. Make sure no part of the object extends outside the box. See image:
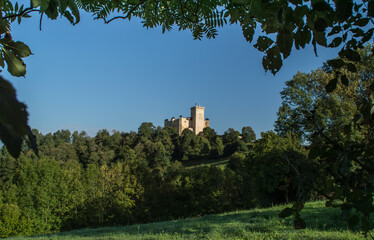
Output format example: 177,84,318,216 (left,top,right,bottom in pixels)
1,7,39,20
39,12,44,31
102,0,147,24
309,110,345,151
